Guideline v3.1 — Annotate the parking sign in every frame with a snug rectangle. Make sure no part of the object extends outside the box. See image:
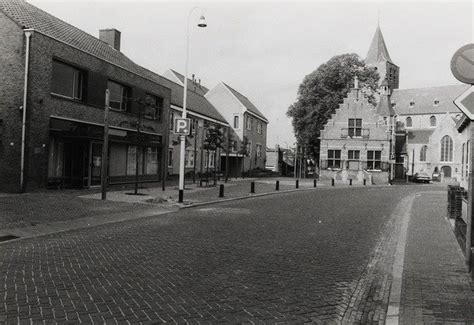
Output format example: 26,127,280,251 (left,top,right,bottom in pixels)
173,118,191,135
